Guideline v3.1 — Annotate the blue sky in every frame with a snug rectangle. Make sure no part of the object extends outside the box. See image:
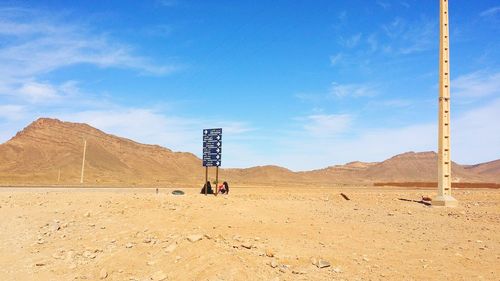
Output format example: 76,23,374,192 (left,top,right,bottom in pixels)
0,0,499,171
